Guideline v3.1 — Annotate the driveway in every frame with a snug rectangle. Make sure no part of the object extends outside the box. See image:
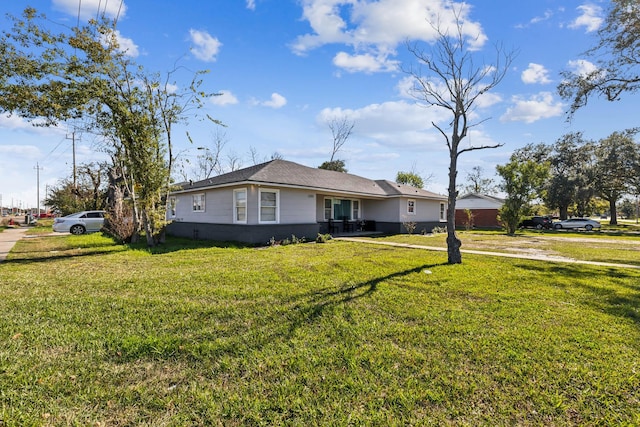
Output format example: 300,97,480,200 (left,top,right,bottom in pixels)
0,227,29,262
